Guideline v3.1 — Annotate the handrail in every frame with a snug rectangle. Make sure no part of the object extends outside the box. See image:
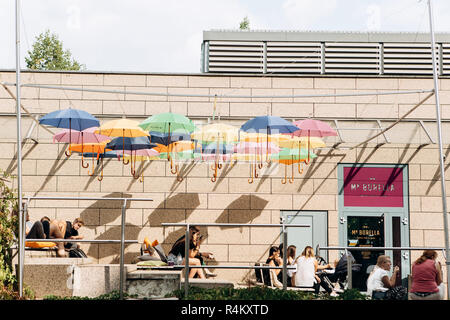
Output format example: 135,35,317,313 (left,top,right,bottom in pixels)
317,245,448,291
161,222,311,298
19,196,153,300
